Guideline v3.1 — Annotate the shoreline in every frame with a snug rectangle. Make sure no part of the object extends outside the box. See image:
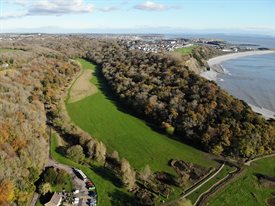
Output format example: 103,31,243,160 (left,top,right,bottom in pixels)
208,50,275,66
201,50,275,120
